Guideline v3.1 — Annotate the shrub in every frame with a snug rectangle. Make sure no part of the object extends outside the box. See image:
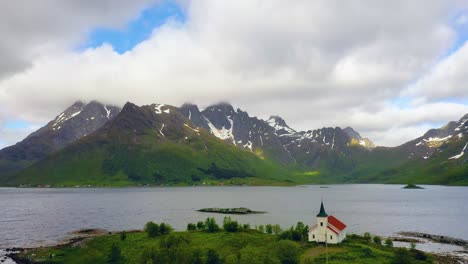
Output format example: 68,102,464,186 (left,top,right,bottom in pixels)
108,243,122,263
275,240,300,264
272,224,282,235
265,224,273,234
223,217,239,232
120,232,126,241
392,248,412,264
187,223,197,231
159,222,172,235
362,247,373,257
410,242,416,250
258,225,265,233
206,249,222,264
384,238,393,247
373,236,382,245
243,223,251,229
364,232,371,242
144,222,160,238
196,221,205,230
205,217,220,233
